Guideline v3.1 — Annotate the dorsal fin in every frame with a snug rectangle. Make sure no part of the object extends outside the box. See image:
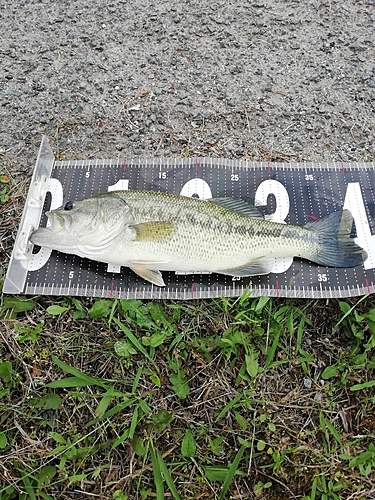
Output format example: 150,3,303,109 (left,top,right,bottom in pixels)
208,197,265,219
